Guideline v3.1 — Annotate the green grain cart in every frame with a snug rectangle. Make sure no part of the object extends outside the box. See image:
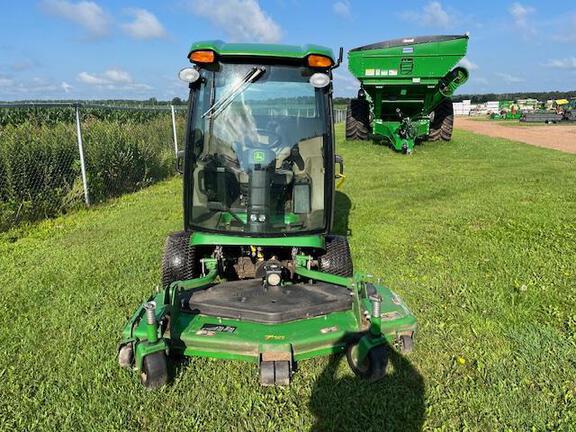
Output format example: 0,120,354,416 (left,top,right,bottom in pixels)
346,35,470,153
